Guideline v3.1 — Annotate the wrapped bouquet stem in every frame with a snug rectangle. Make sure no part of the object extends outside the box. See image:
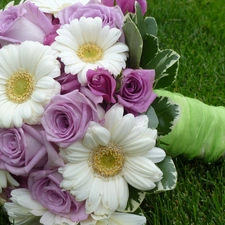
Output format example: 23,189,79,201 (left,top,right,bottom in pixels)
155,89,225,162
